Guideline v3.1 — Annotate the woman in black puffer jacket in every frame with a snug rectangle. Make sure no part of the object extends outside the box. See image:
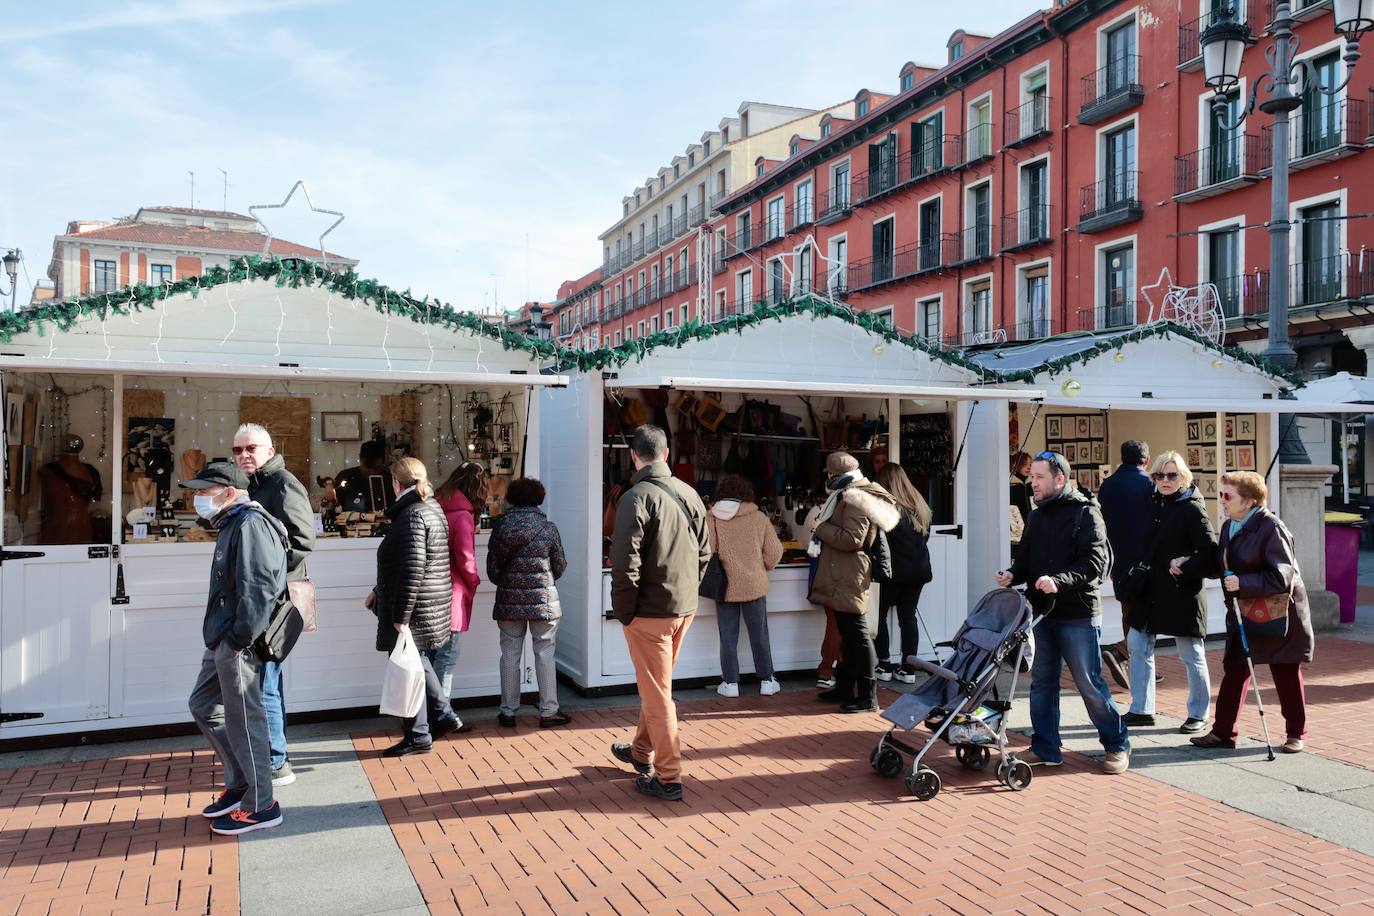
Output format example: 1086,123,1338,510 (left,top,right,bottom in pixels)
368,456,463,756
487,478,568,729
